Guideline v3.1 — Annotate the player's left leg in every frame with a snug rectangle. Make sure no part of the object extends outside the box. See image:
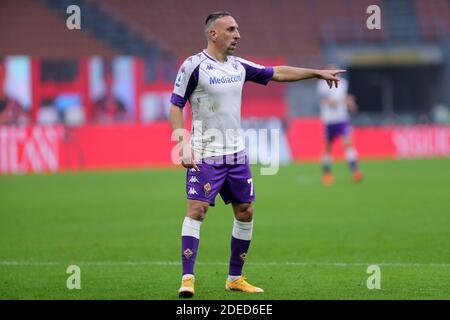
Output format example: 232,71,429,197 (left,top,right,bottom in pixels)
225,202,263,292
322,141,334,185
219,152,263,293
229,203,253,278
322,123,336,185
342,132,363,182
